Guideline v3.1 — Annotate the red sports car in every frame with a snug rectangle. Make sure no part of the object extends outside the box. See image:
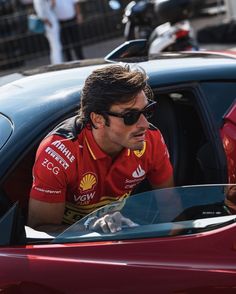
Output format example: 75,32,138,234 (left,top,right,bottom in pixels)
1,184,236,293
1,47,236,293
